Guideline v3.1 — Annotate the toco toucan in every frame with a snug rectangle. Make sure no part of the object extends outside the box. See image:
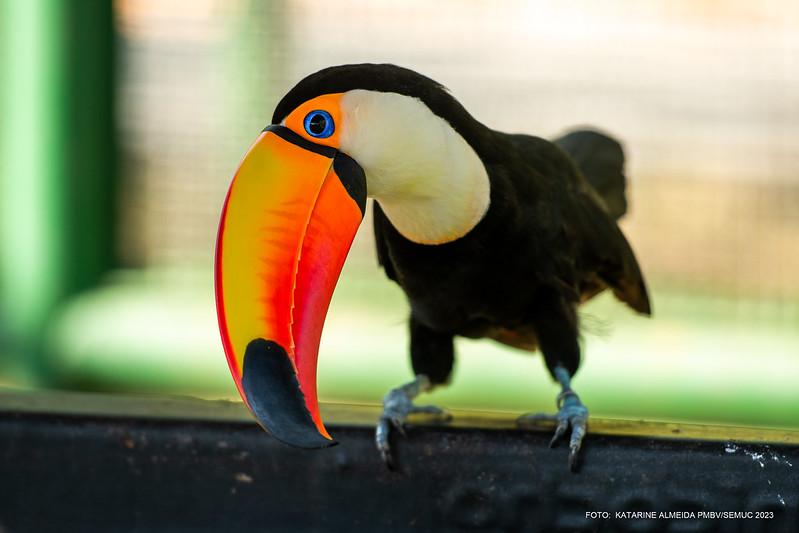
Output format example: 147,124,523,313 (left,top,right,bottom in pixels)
215,64,651,471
